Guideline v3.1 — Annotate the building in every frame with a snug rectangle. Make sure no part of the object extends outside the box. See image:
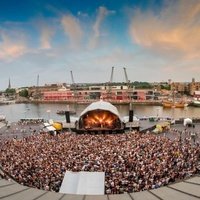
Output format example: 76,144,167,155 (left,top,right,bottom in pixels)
28,84,69,99
131,89,158,100
170,82,189,94
170,79,200,96
189,78,200,96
